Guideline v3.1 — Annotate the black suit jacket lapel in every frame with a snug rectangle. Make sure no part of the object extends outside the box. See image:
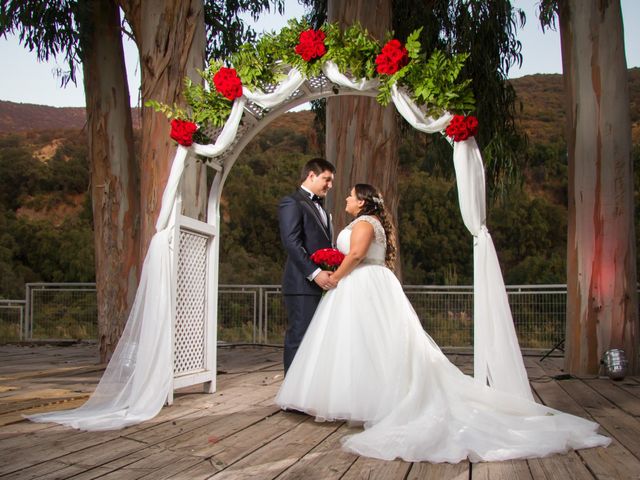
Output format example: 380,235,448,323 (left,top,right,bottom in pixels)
297,189,331,241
